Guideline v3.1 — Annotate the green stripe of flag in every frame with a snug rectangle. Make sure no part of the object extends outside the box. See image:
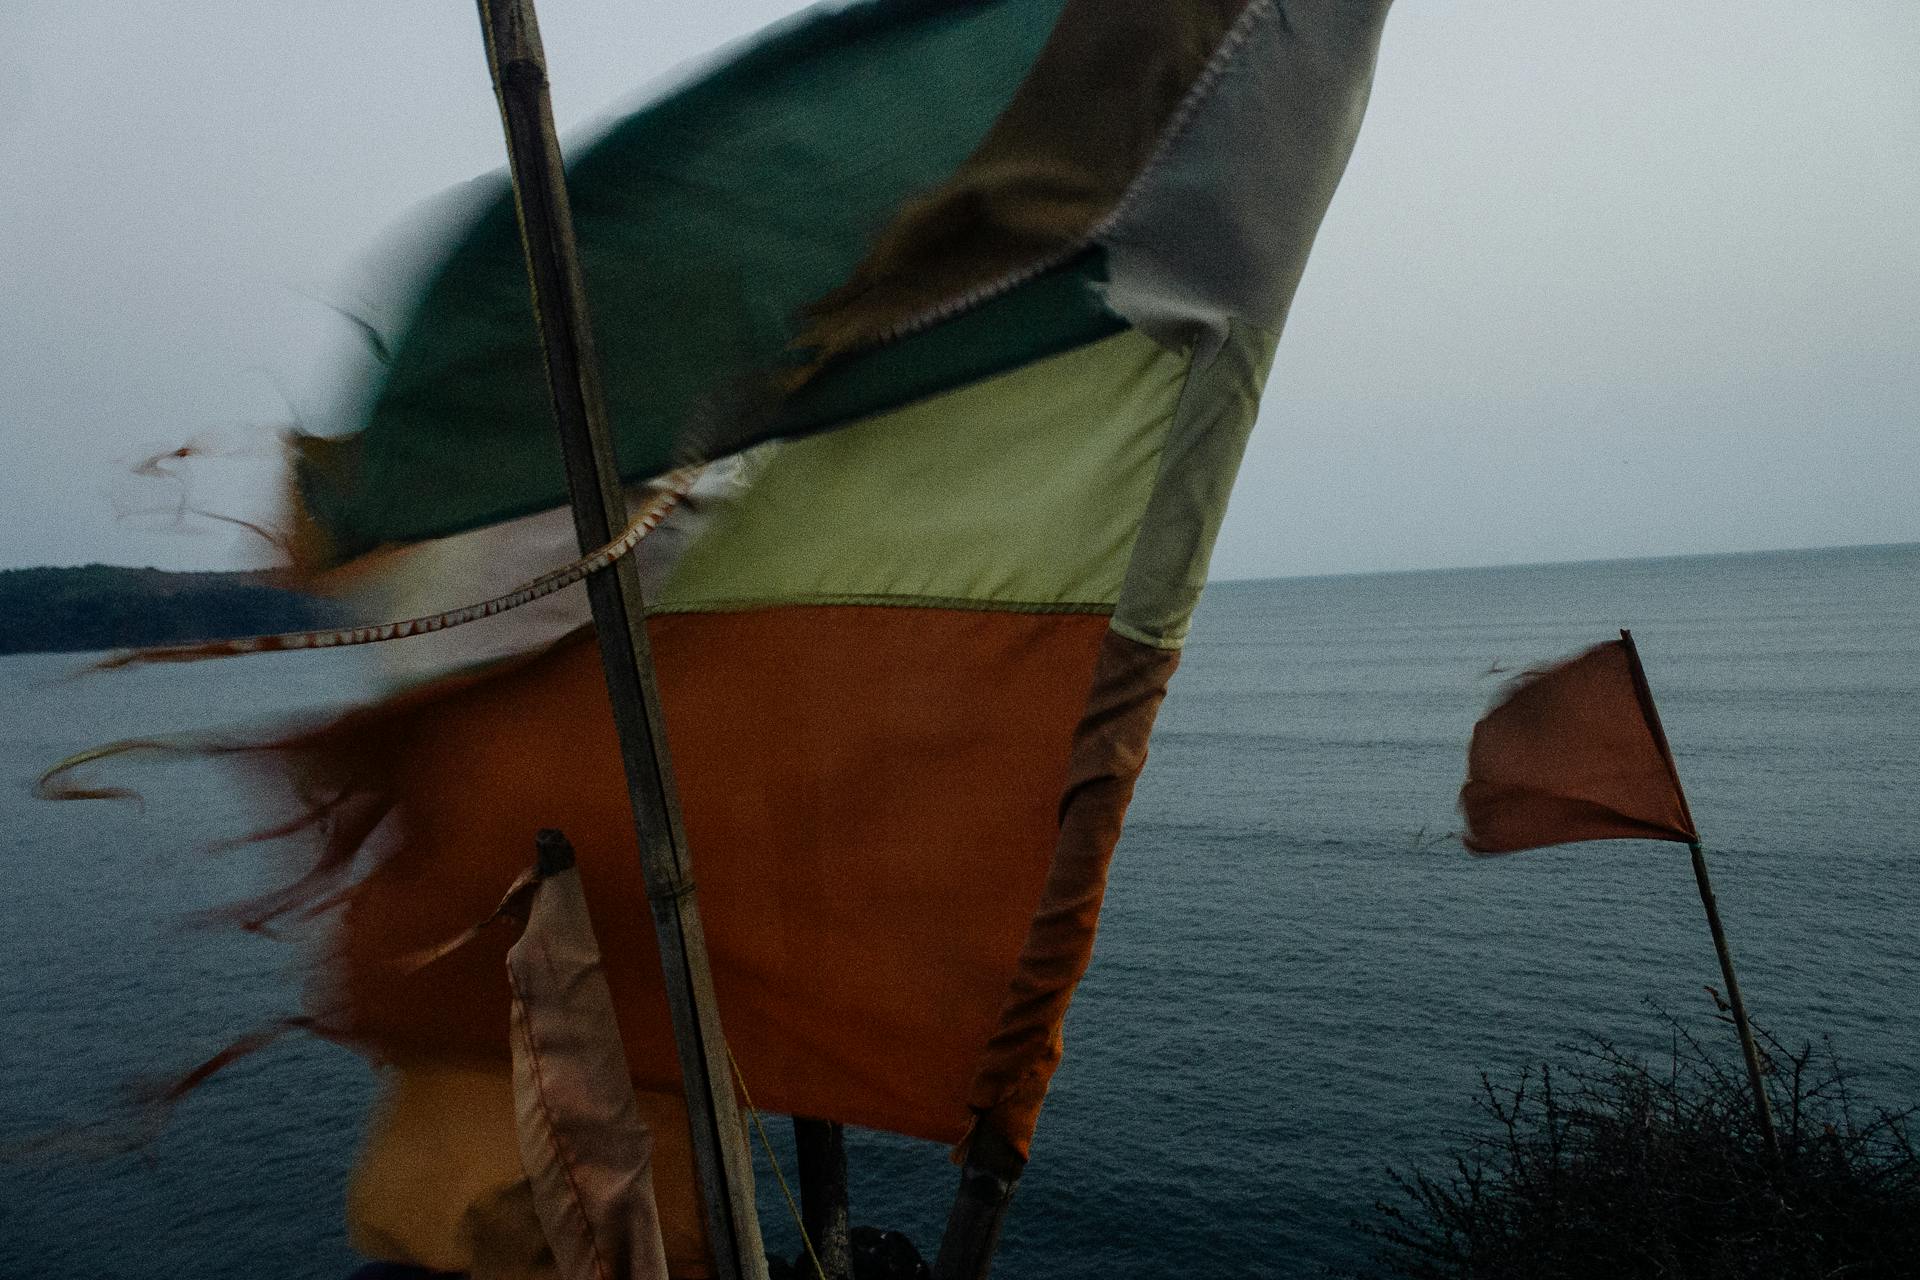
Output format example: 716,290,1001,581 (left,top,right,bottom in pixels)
296,0,1086,564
